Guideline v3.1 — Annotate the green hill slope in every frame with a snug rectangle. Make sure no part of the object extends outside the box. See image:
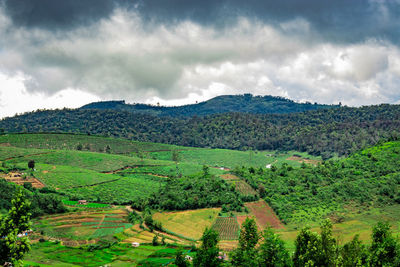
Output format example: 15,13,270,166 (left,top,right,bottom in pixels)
80,94,338,116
